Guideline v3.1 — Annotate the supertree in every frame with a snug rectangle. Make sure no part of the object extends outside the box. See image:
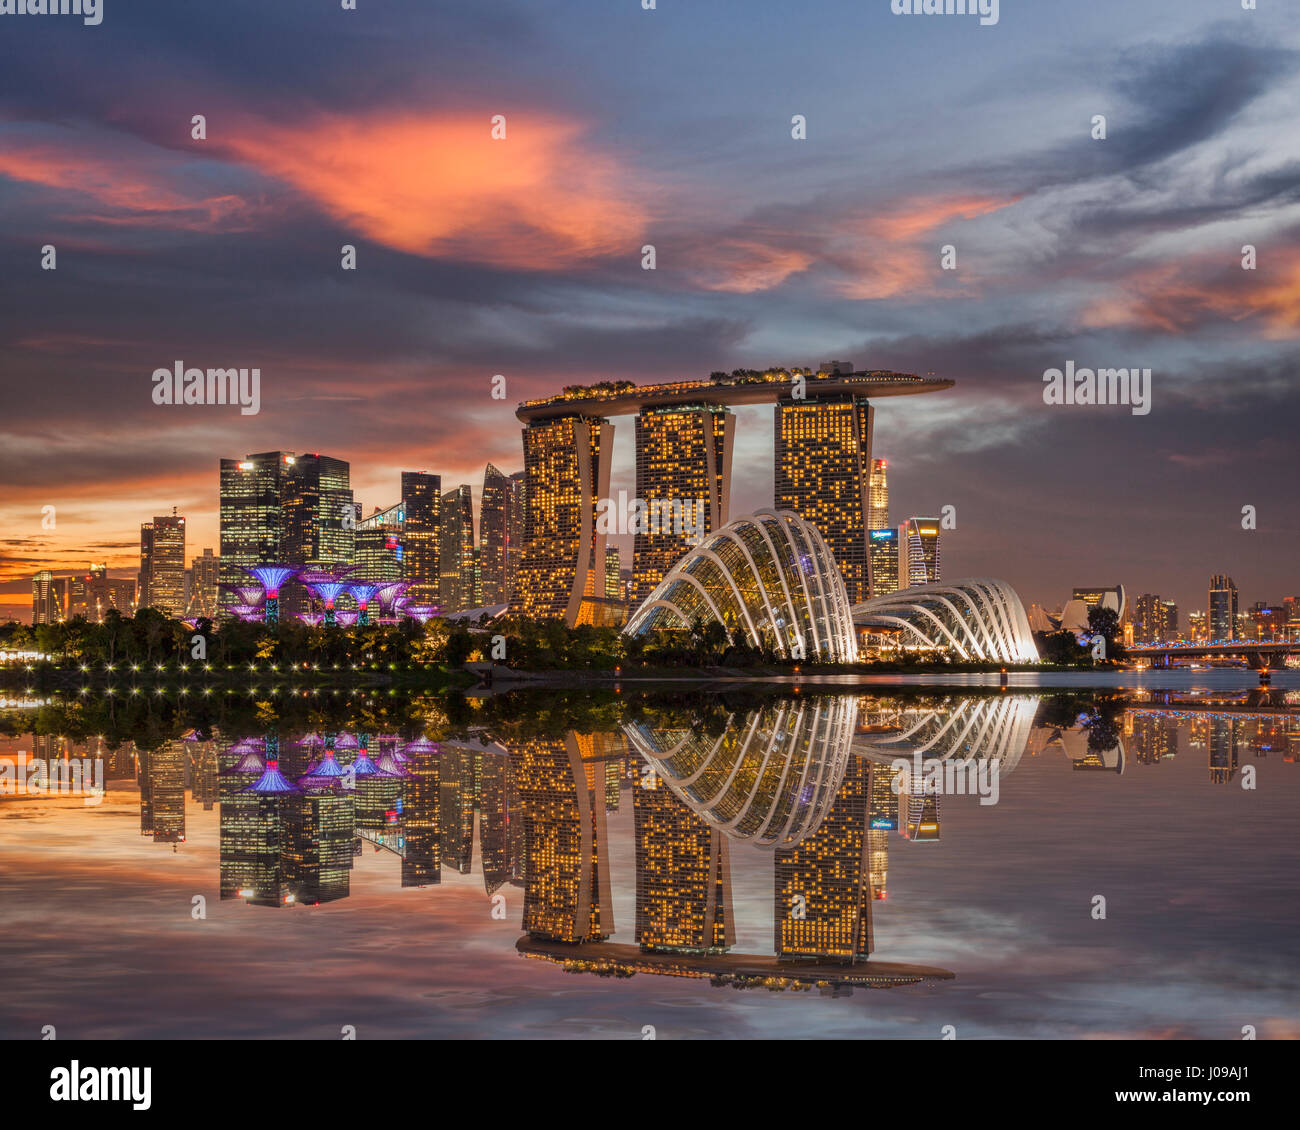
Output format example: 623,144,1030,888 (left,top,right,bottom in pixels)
244,565,299,629
374,581,412,614
243,757,300,795
227,603,264,623
404,605,438,624
335,610,358,628
304,581,348,627
297,612,324,627
223,583,266,608
348,582,380,626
